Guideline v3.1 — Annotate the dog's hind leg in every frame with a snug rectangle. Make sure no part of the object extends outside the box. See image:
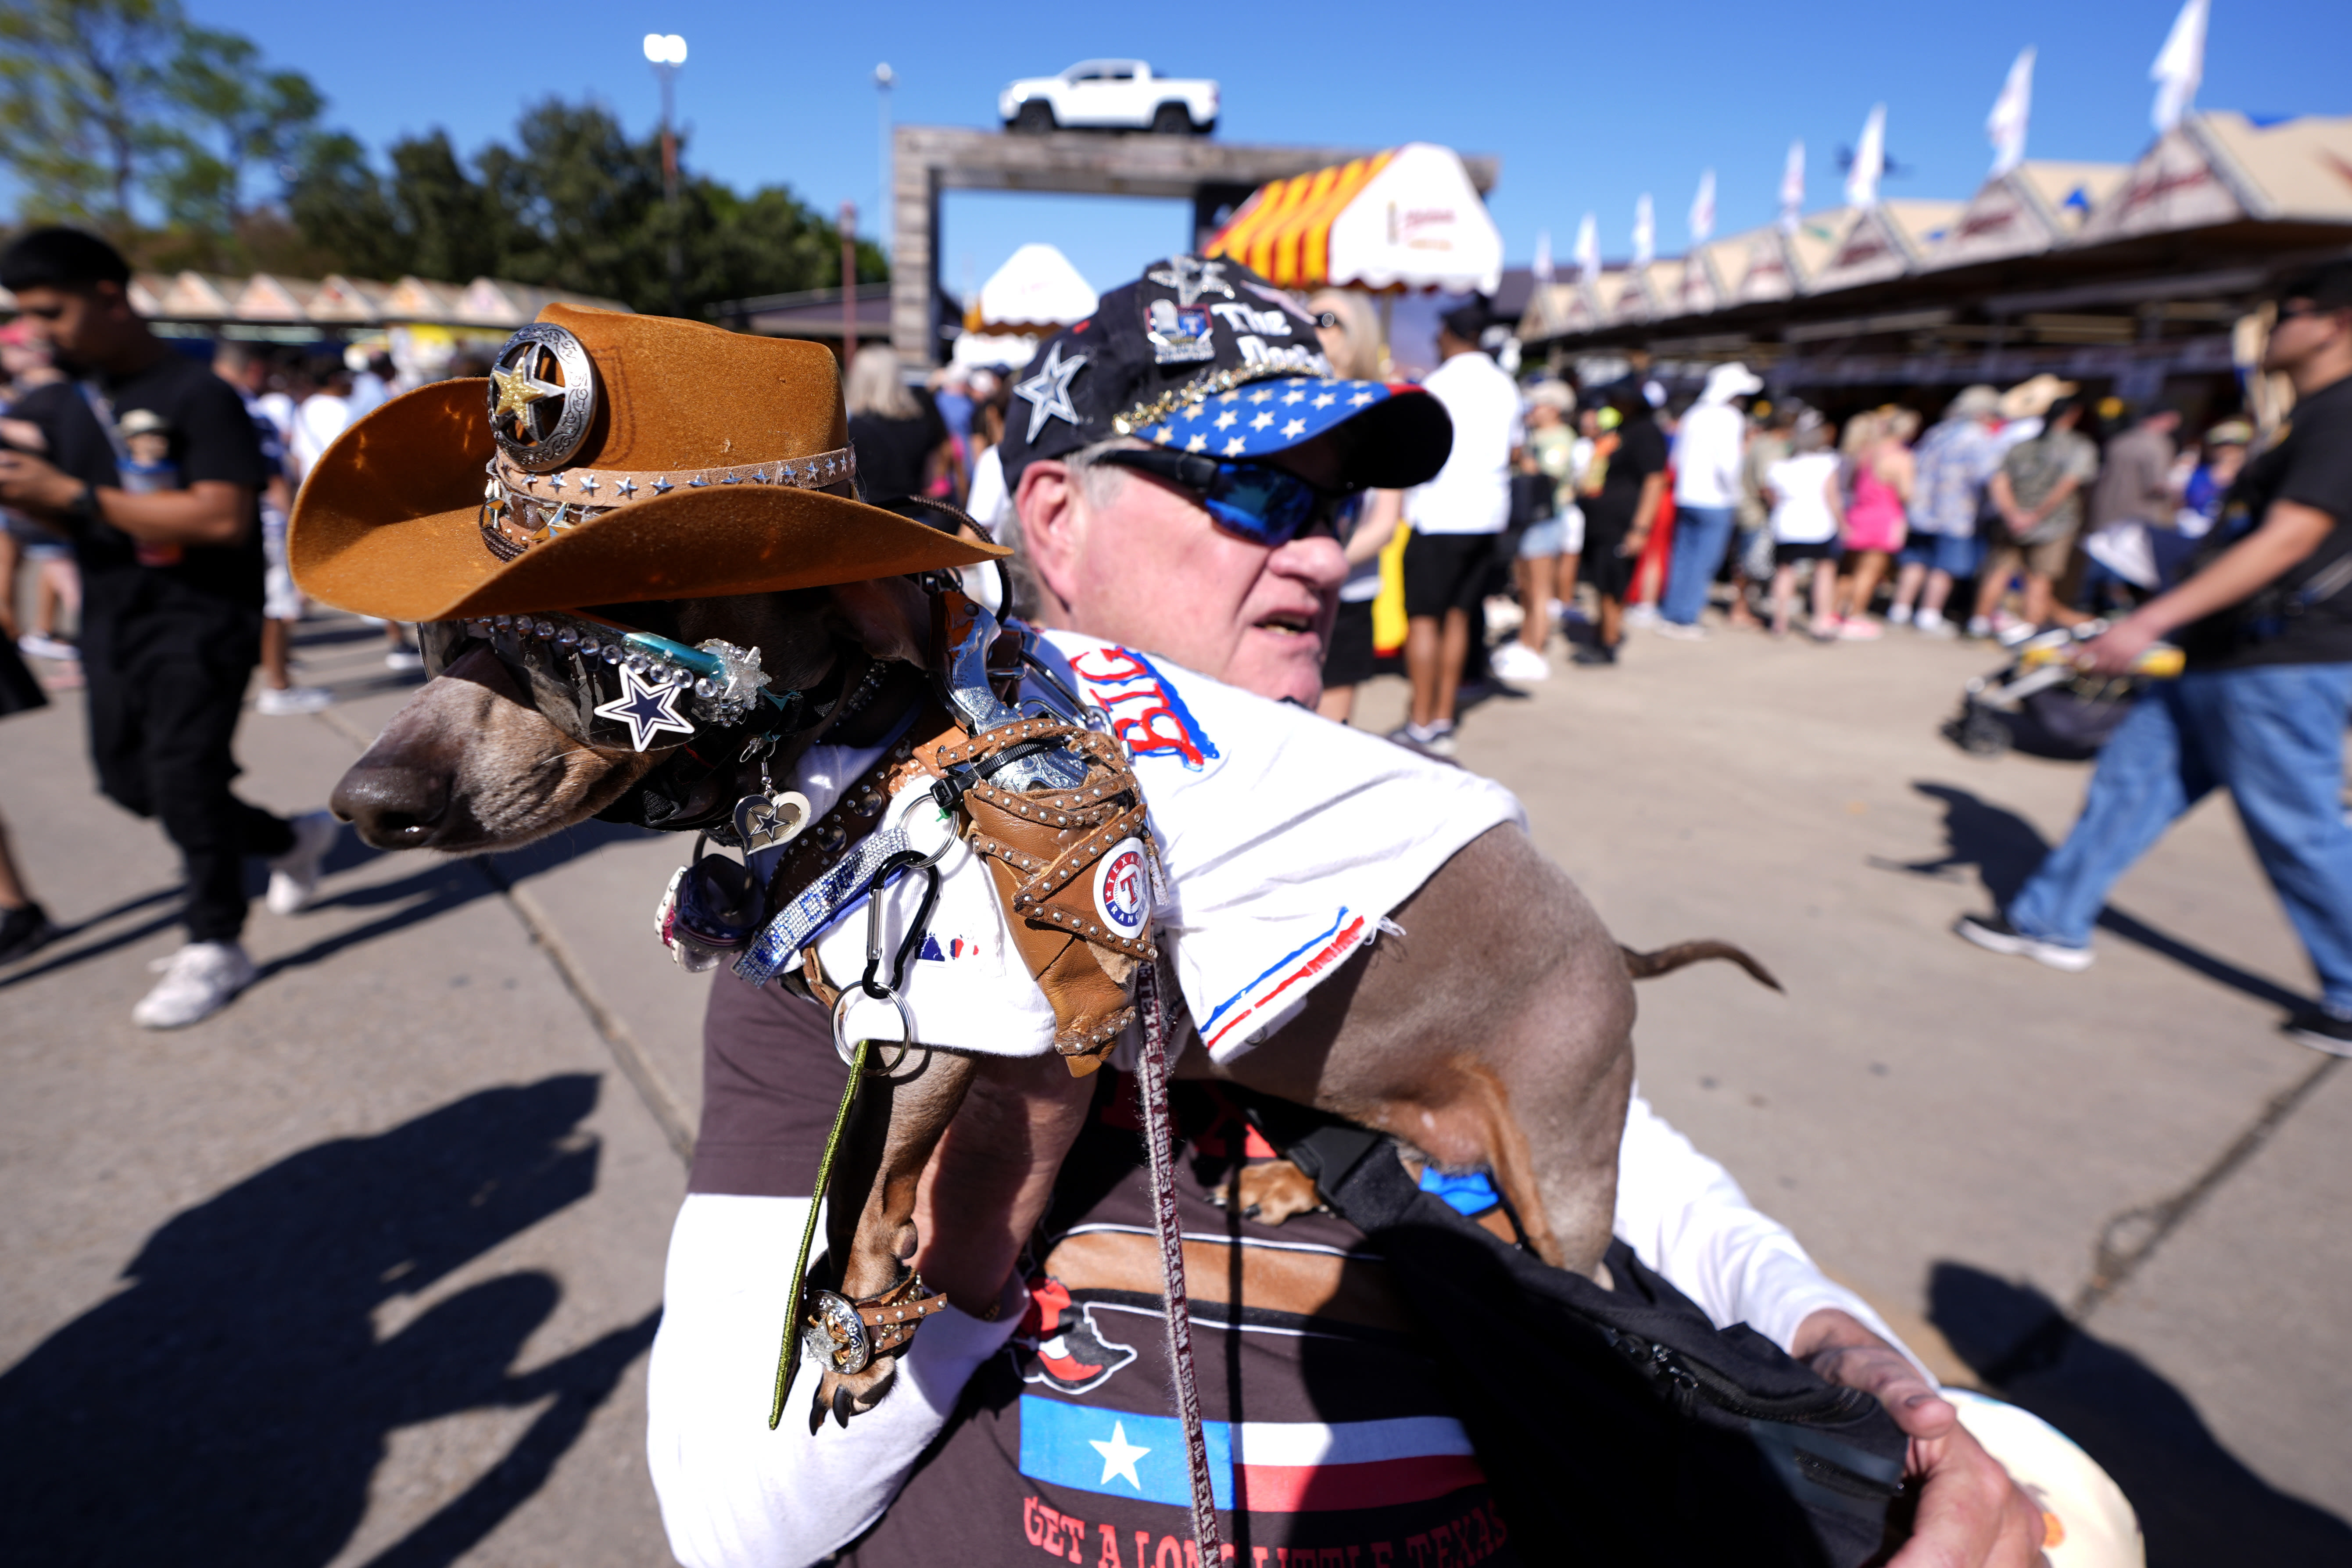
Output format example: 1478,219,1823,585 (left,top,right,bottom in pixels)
812,1046,977,1426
